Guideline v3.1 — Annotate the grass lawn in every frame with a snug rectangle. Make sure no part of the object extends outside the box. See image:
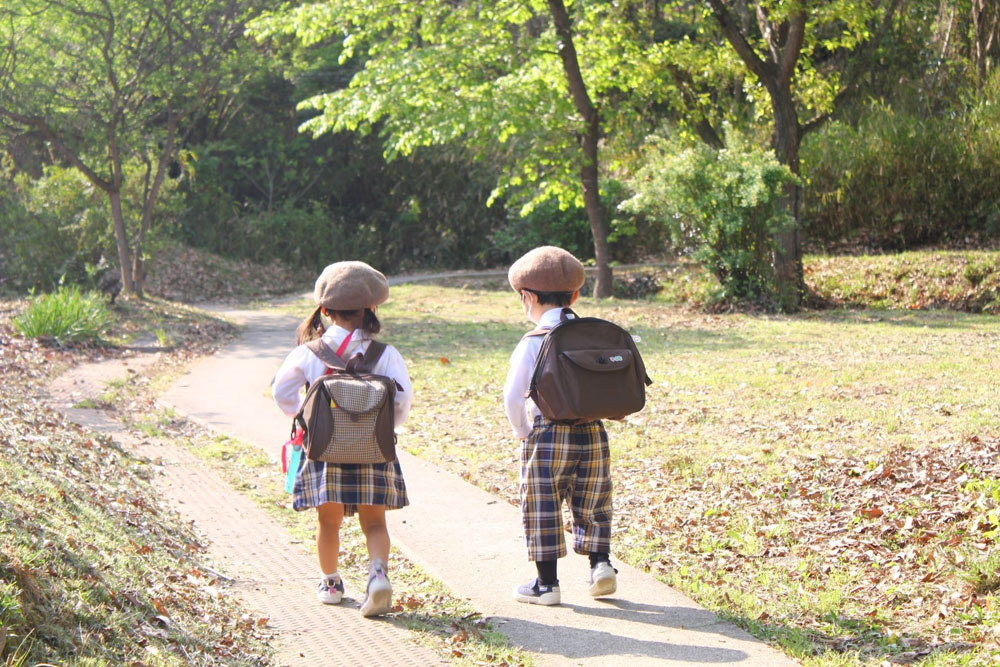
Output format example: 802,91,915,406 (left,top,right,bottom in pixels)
365,283,1000,666
5,246,1000,666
